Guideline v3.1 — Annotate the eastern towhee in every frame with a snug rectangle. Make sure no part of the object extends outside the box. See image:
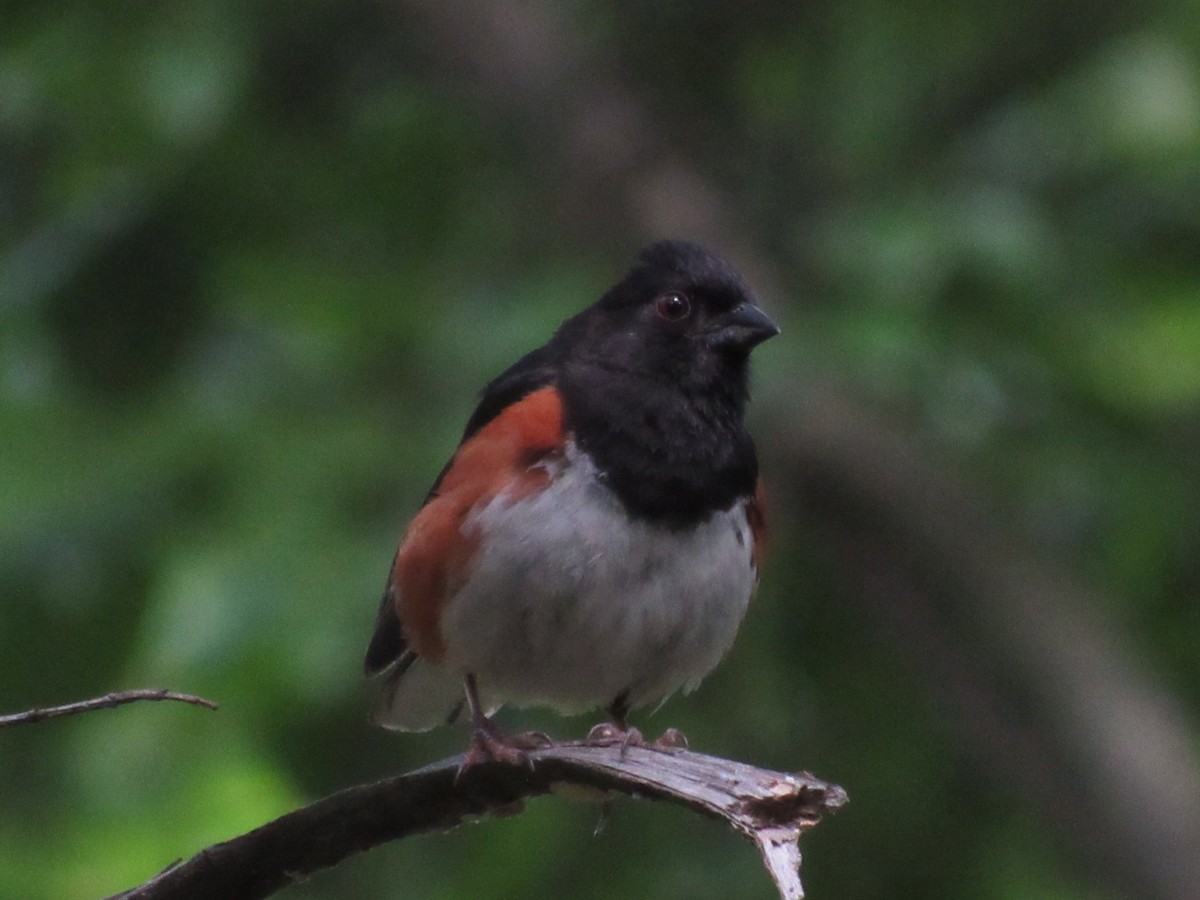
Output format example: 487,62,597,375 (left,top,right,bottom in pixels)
364,240,778,764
